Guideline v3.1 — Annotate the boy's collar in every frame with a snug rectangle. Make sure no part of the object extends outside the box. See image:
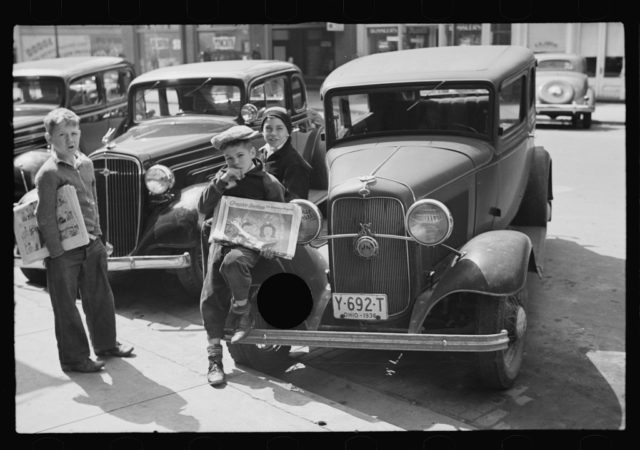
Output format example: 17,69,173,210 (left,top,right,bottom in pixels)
52,150,80,167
